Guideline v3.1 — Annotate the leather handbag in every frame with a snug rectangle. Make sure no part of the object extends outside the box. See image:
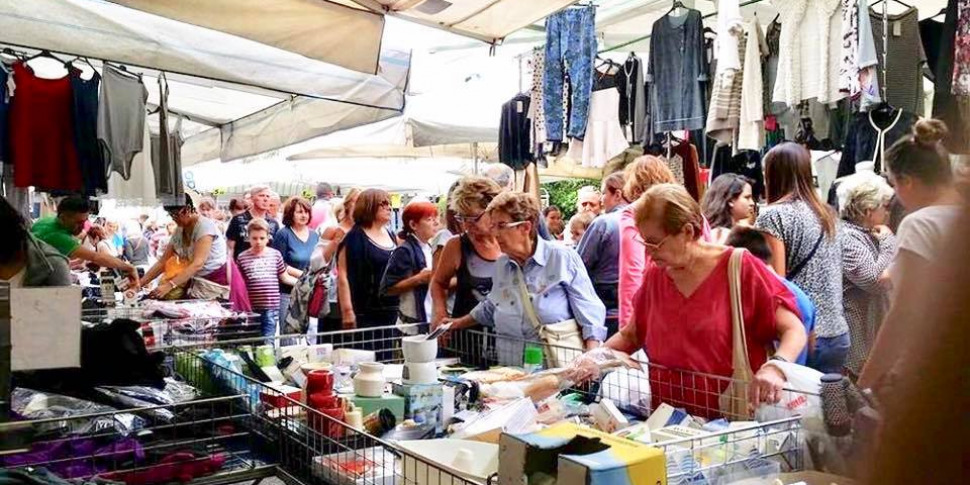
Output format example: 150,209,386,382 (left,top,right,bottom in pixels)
516,269,584,368
719,248,756,420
